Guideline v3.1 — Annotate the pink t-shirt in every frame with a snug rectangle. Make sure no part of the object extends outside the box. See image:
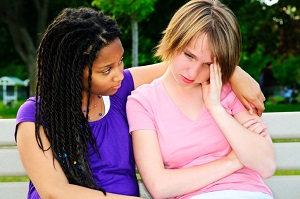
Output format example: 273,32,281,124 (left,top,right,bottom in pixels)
126,78,272,199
